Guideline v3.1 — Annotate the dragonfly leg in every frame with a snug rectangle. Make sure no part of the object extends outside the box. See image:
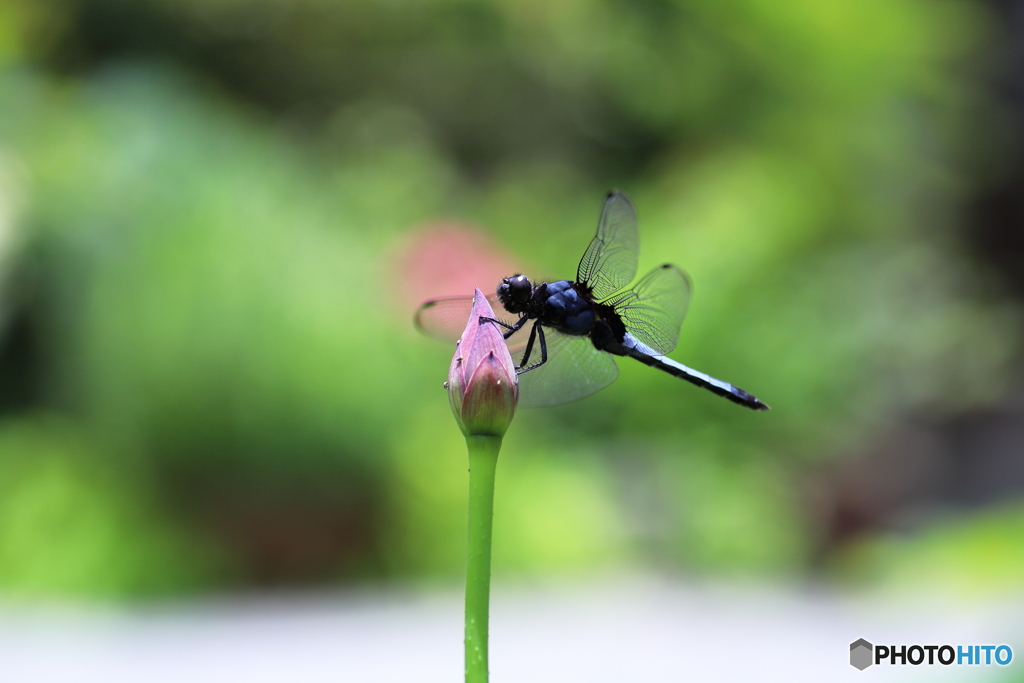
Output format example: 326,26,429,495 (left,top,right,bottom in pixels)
479,314,528,340
517,320,539,369
516,324,548,375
